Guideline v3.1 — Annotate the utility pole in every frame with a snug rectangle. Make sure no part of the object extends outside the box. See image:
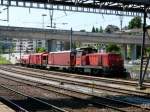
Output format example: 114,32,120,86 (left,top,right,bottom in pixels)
42,14,47,29
7,6,9,22
42,14,47,51
138,6,147,90
9,44,11,61
19,40,22,61
35,39,37,53
119,14,123,31
49,9,54,28
70,28,73,51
